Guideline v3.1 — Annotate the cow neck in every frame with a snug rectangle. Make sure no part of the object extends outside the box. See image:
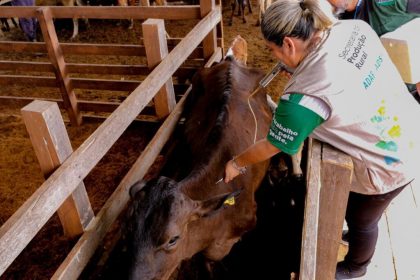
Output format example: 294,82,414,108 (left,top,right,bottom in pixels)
179,158,233,201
